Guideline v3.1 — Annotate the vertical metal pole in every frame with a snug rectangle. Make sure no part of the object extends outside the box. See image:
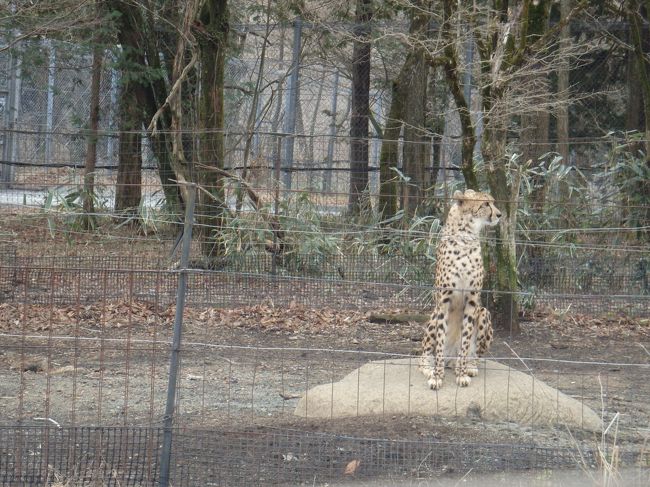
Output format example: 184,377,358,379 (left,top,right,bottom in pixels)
272,136,282,276
251,93,265,159
464,34,483,156
281,17,302,191
159,184,196,487
370,91,382,194
463,33,477,161
463,35,473,111
45,41,56,166
107,64,118,167
323,70,339,192
2,43,21,188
